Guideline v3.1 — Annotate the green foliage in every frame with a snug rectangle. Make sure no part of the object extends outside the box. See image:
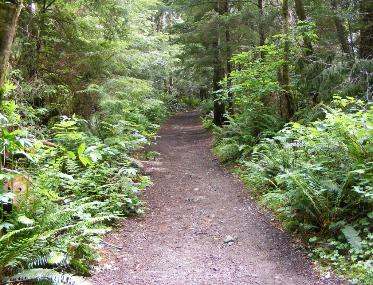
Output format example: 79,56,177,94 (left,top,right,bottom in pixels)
230,44,283,101
0,84,167,282
236,98,372,283
214,138,241,162
1,0,372,283
203,21,372,281
0,1,176,283
7,268,92,285
199,99,214,116
310,230,373,285
212,106,284,162
212,24,319,162
143,151,161,161
180,96,201,109
341,225,362,250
